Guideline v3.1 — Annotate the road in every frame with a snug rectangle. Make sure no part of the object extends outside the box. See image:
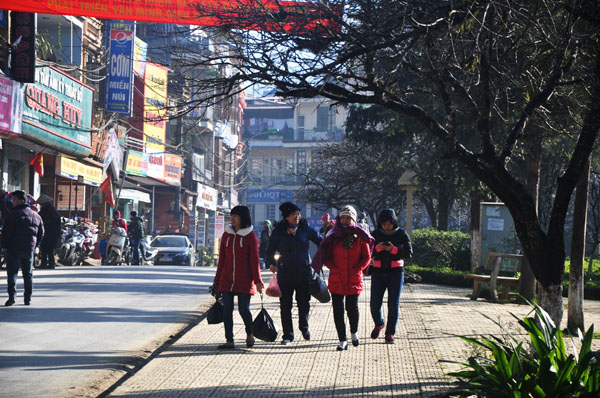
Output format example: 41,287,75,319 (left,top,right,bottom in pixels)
0,265,217,398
